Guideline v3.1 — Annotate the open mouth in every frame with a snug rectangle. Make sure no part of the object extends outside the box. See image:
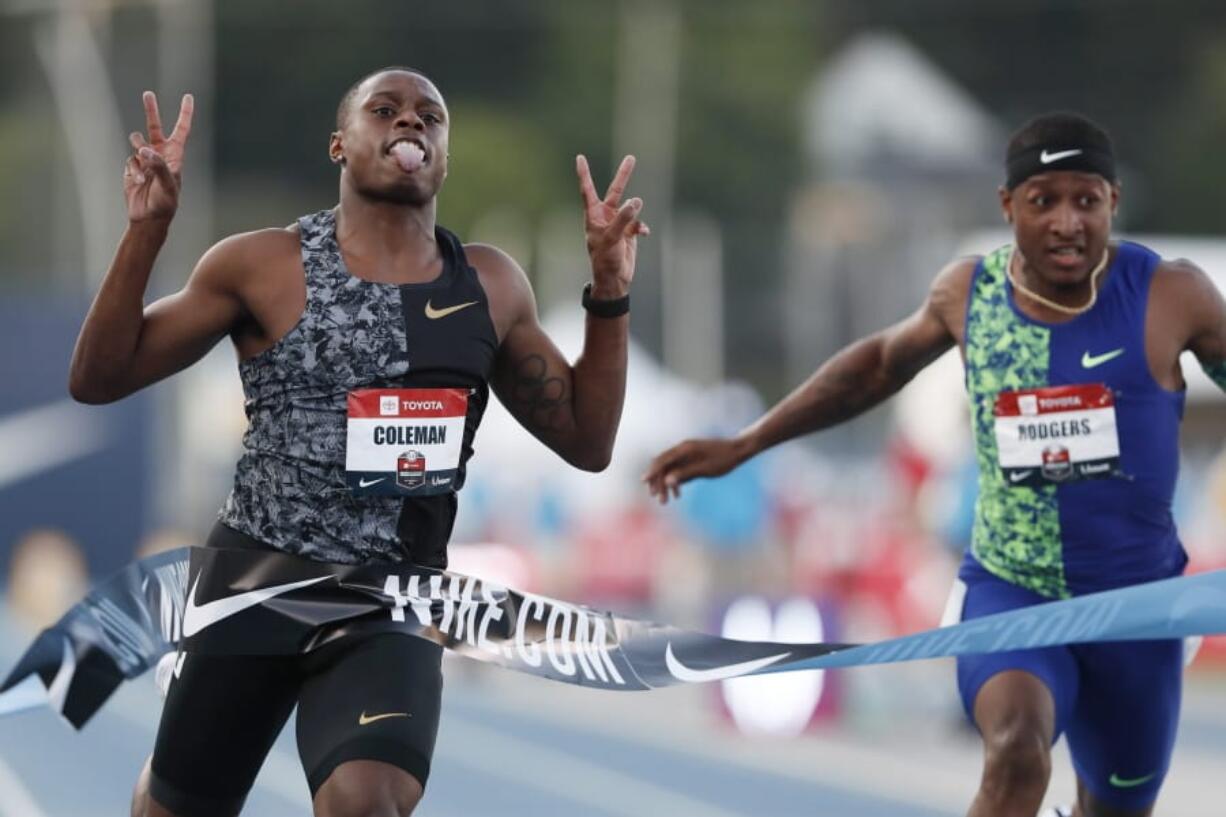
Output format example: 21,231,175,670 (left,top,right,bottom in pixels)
1047,246,1085,269
387,138,427,173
